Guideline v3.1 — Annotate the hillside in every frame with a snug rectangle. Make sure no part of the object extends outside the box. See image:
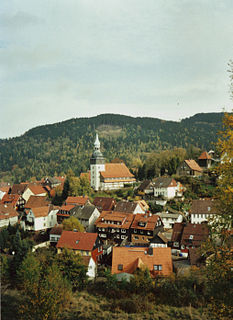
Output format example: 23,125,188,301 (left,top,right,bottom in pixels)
0,113,224,182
